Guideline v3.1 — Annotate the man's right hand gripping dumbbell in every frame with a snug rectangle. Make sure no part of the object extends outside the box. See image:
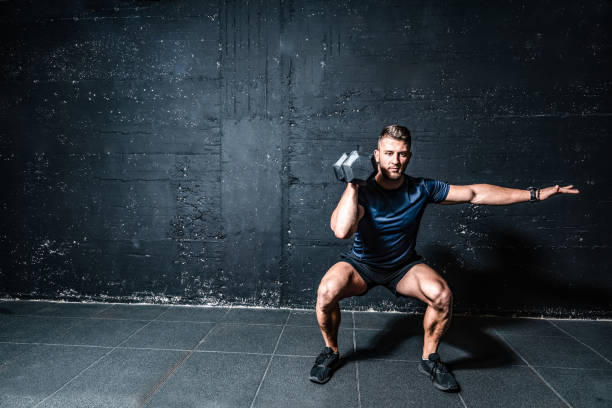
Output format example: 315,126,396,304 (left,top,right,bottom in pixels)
332,151,377,185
